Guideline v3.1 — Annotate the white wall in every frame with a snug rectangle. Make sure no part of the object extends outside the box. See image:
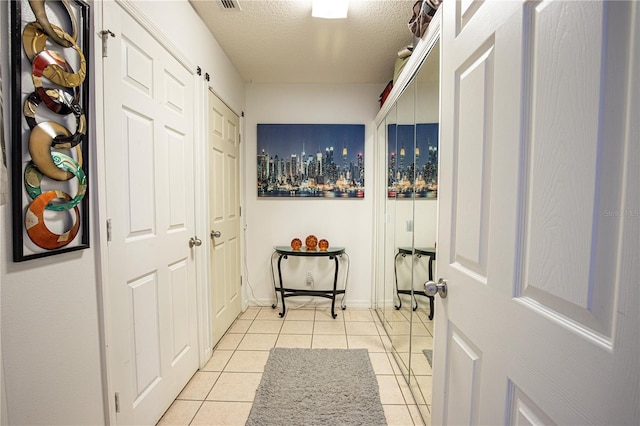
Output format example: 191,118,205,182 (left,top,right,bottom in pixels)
0,1,245,424
0,1,104,424
243,83,384,308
